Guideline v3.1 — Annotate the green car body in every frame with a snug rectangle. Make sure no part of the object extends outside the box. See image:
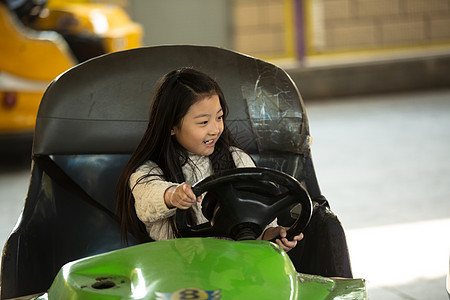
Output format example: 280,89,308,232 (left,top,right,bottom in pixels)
34,238,366,299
